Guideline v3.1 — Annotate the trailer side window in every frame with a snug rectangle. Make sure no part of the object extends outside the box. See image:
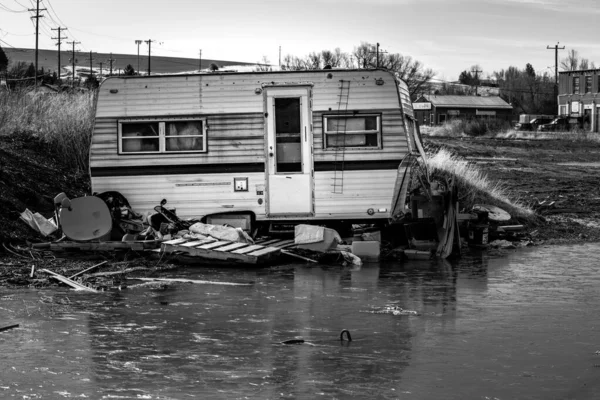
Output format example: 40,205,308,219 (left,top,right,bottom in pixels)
118,119,207,154
121,122,160,153
323,114,381,149
165,121,205,152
